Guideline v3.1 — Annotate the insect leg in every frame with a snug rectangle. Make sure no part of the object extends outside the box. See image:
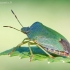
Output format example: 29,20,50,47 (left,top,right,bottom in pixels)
23,38,29,41
8,41,28,55
28,42,36,61
35,43,54,58
28,42,33,61
8,38,29,55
